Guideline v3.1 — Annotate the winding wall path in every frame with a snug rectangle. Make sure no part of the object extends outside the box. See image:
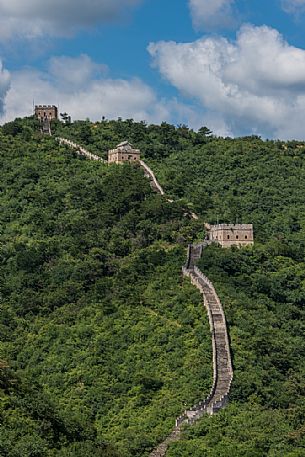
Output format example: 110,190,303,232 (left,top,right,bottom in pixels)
149,243,233,456
139,160,199,220
56,138,233,456
57,137,106,163
139,160,165,195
